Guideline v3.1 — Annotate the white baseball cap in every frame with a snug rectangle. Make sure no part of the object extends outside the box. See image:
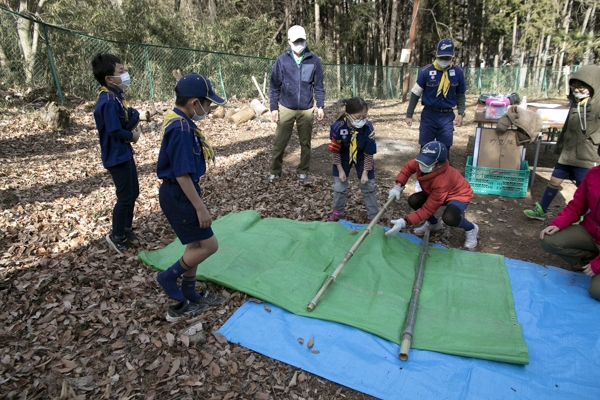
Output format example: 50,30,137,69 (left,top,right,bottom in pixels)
288,25,306,42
